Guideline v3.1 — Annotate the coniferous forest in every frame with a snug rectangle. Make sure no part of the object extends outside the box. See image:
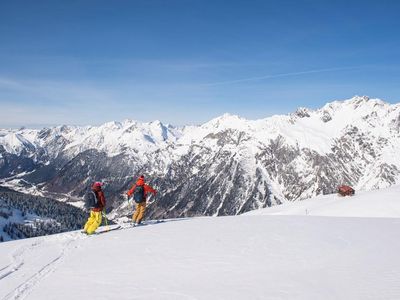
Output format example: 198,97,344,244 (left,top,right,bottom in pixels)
0,187,89,241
